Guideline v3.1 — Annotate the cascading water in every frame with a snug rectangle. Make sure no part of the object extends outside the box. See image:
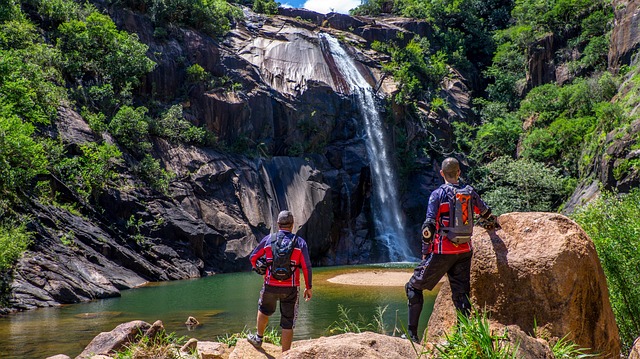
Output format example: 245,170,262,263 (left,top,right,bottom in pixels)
320,33,413,262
